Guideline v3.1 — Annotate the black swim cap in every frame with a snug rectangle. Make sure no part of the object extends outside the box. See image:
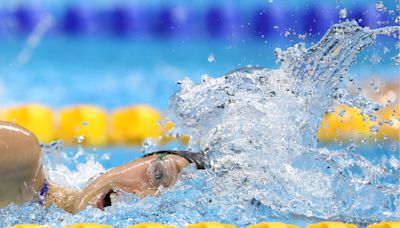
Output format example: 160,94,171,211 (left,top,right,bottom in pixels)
143,150,205,170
